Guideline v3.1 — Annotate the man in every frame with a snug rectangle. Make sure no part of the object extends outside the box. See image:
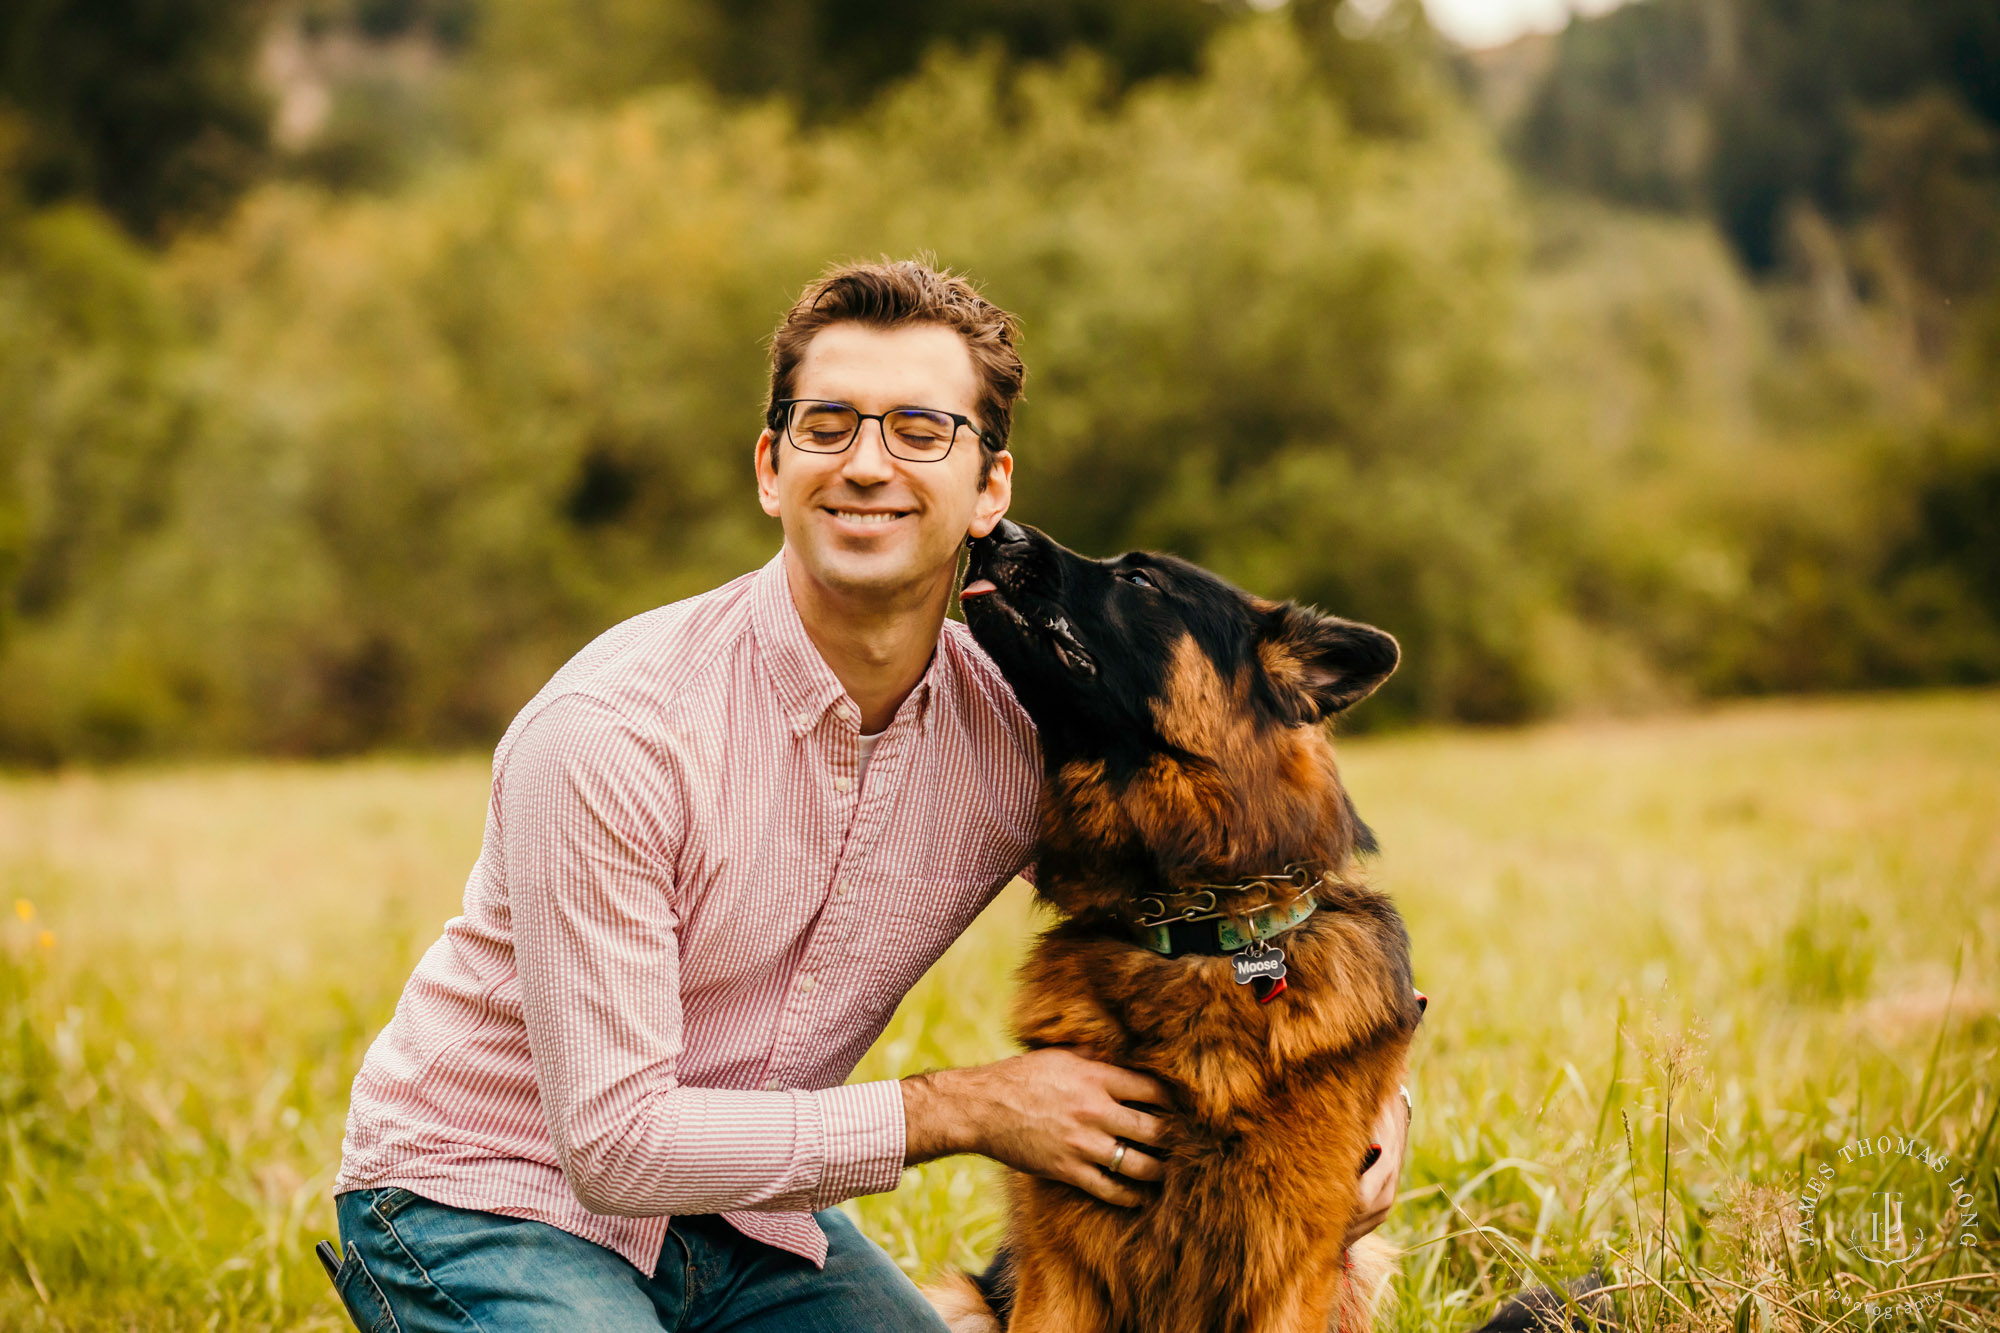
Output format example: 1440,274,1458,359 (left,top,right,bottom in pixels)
330,259,1408,1331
